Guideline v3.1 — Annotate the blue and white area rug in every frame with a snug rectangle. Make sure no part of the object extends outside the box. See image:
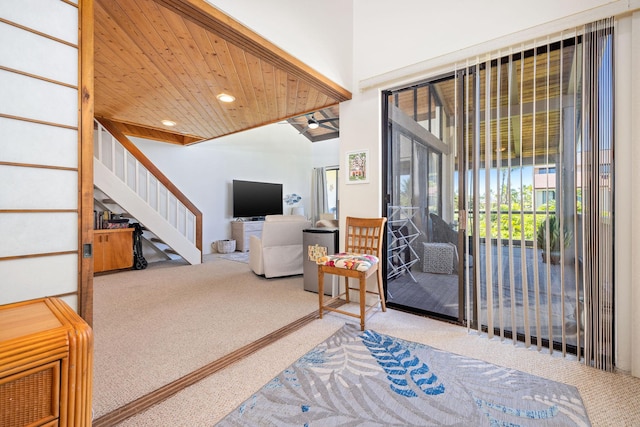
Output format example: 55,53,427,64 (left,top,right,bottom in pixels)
216,324,590,426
